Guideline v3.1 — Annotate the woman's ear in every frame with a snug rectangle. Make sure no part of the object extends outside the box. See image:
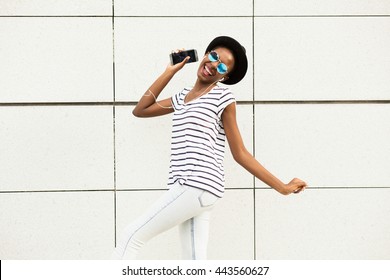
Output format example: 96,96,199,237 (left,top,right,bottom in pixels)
219,76,229,82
